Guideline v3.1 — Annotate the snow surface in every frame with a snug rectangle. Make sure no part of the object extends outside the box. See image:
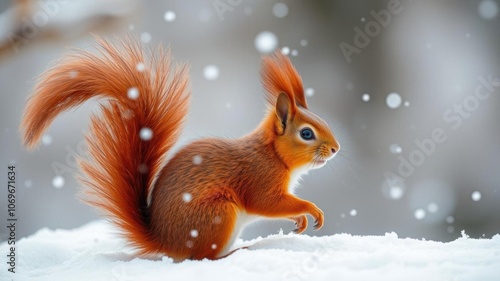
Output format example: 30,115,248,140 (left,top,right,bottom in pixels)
1,221,499,281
